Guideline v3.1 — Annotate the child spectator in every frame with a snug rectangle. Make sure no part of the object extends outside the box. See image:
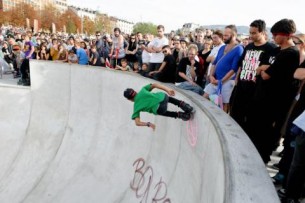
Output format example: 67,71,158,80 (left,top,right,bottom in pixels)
68,49,78,64
90,45,102,66
115,58,131,71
